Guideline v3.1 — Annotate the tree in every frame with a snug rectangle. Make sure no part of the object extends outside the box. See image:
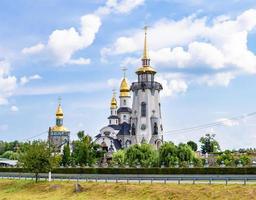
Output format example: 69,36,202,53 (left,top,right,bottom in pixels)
125,144,158,167
61,144,71,166
216,150,234,166
72,133,103,166
187,141,198,151
177,143,195,162
112,150,125,166
200,134,220,154
19,141,59,182
159,142,178,166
